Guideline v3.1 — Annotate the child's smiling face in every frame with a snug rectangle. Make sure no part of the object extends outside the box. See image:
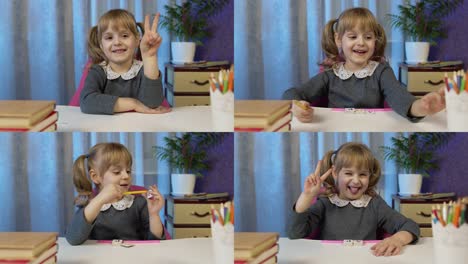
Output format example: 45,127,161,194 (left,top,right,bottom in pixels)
335,25,376,71
333,166,370,200
100,22,139,71
99,163,132,193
